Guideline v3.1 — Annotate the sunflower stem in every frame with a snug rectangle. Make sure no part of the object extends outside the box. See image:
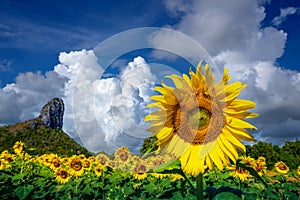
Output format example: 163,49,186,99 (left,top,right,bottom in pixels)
196,173,204,200
181,172,195,192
